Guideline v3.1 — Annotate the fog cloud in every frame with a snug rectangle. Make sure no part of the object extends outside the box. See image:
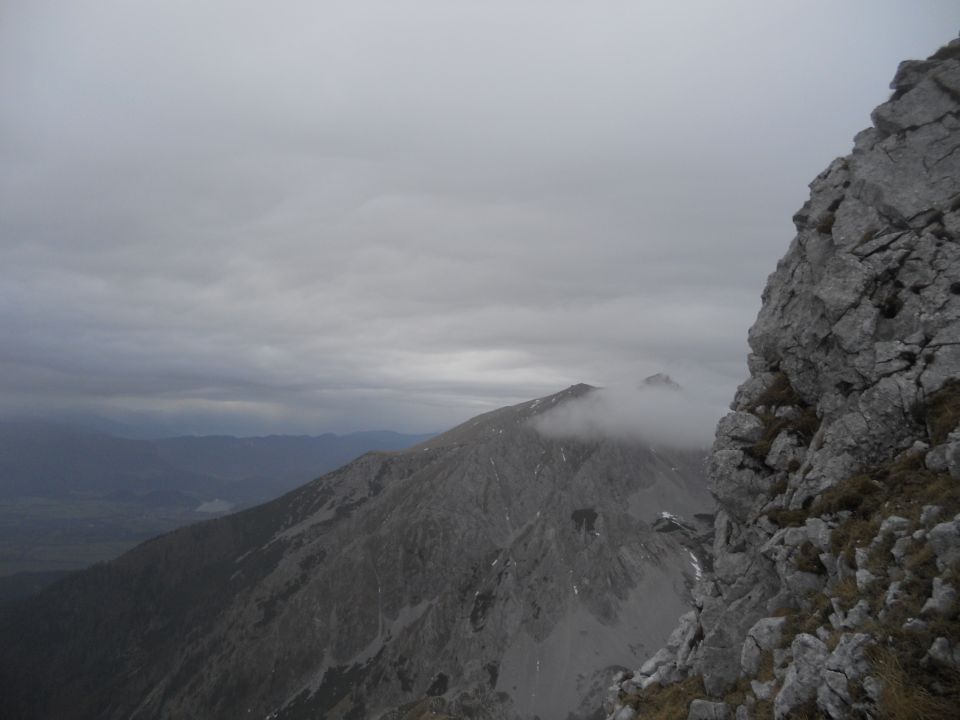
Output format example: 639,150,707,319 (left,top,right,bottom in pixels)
532,382,724,449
